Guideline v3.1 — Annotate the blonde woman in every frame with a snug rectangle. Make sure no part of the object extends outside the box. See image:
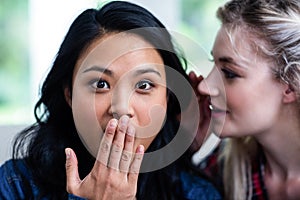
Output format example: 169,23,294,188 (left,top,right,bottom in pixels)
195,0,300,199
